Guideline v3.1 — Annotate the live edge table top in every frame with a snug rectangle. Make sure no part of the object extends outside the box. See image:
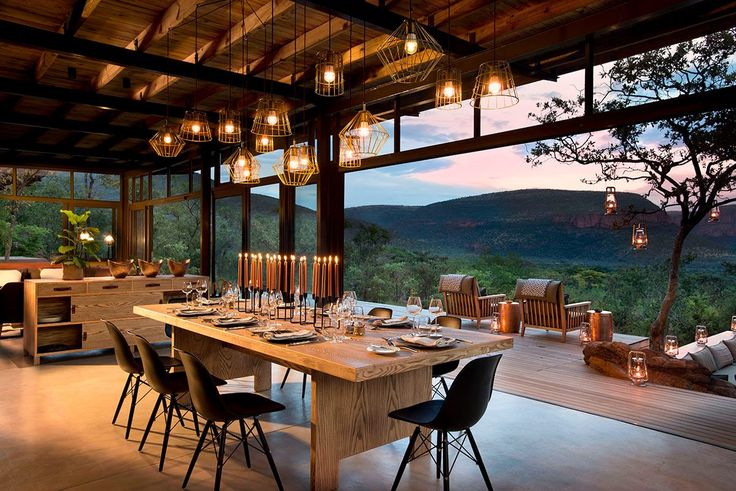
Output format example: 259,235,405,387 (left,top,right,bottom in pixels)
134,304,513,383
